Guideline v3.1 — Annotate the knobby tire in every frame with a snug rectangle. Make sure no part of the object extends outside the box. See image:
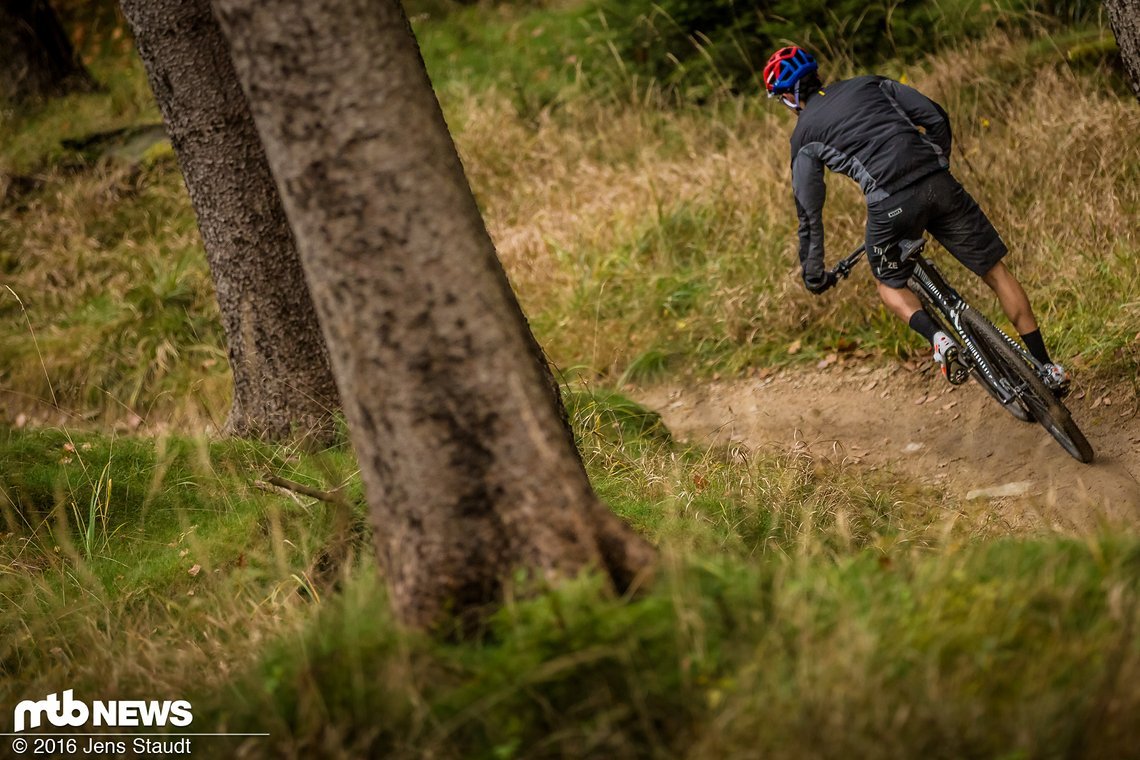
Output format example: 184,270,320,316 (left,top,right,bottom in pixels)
959,308,1094,463
914,289,1033,423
